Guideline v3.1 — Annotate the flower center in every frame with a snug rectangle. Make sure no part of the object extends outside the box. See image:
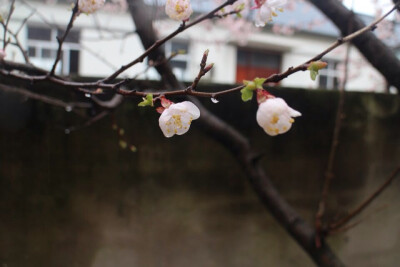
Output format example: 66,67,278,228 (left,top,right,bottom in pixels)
175,3,186,14
172,114,183,128
270,115,279,124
